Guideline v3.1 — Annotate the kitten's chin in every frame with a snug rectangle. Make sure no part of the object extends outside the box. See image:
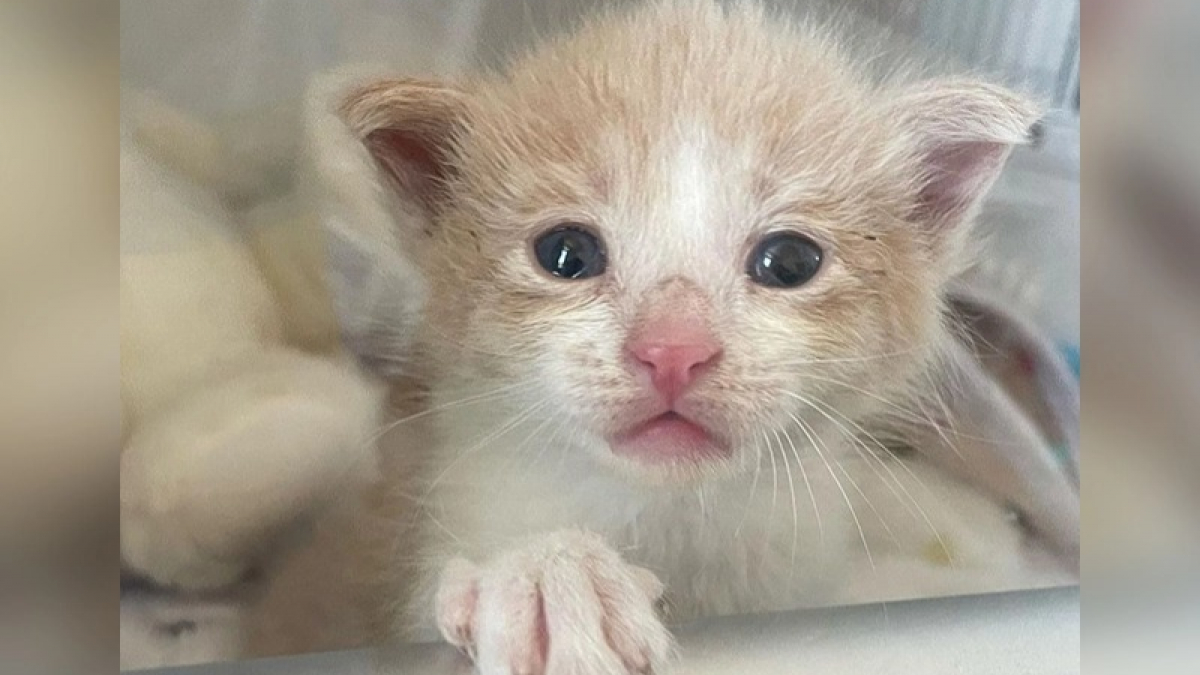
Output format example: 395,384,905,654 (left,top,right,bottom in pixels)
609,412,732,465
